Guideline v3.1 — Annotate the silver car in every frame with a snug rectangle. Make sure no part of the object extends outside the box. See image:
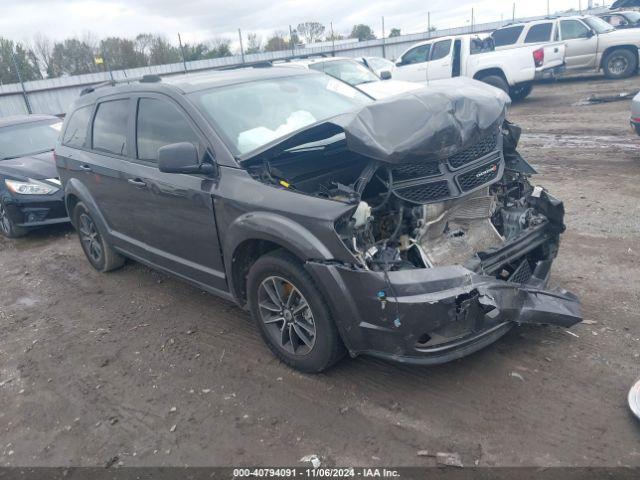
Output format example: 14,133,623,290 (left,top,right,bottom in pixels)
632,91,640,135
